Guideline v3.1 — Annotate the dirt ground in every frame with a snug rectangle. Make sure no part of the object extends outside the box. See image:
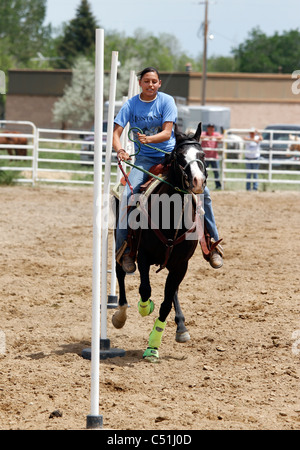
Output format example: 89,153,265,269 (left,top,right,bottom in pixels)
0,185,299,430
